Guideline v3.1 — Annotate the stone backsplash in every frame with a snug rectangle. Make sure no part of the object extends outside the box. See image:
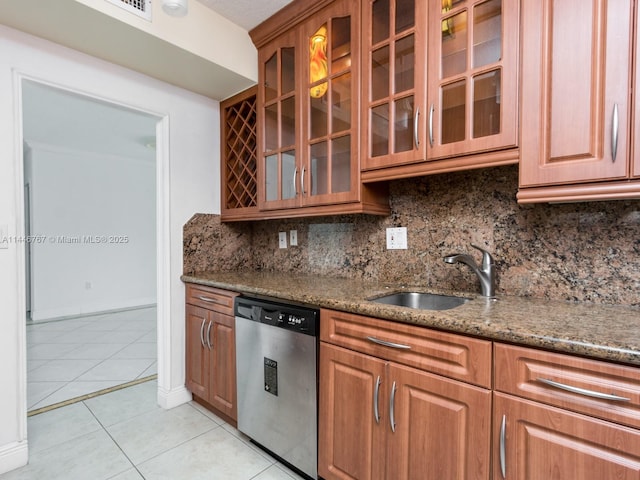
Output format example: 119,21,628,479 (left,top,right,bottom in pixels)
184,165,640,306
